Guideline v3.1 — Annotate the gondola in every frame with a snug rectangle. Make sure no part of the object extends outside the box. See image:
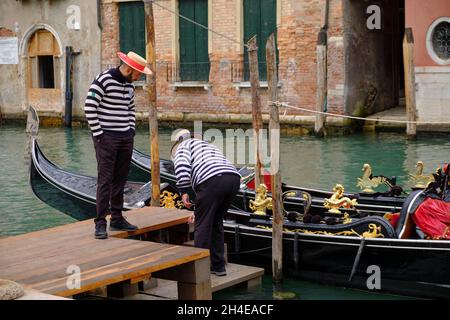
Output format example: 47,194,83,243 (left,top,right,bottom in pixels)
130,148,407,215
29,137,175,221
29,137,450,299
